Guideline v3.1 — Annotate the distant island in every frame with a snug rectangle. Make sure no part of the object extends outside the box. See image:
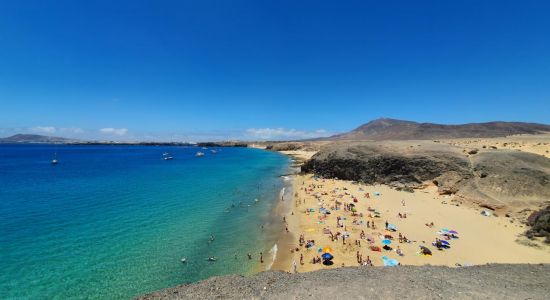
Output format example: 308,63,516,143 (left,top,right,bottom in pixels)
0,134,80,144
0,134,245,147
